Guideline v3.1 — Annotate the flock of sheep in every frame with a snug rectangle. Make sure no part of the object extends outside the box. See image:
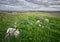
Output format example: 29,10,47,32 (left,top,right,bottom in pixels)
4,18,49,40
